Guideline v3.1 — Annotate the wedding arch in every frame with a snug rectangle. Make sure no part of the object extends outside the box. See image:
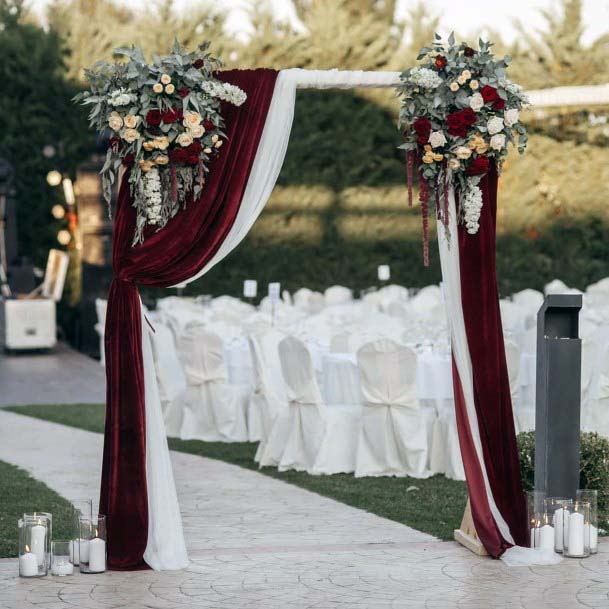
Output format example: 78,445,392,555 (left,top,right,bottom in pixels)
101,67,528,571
